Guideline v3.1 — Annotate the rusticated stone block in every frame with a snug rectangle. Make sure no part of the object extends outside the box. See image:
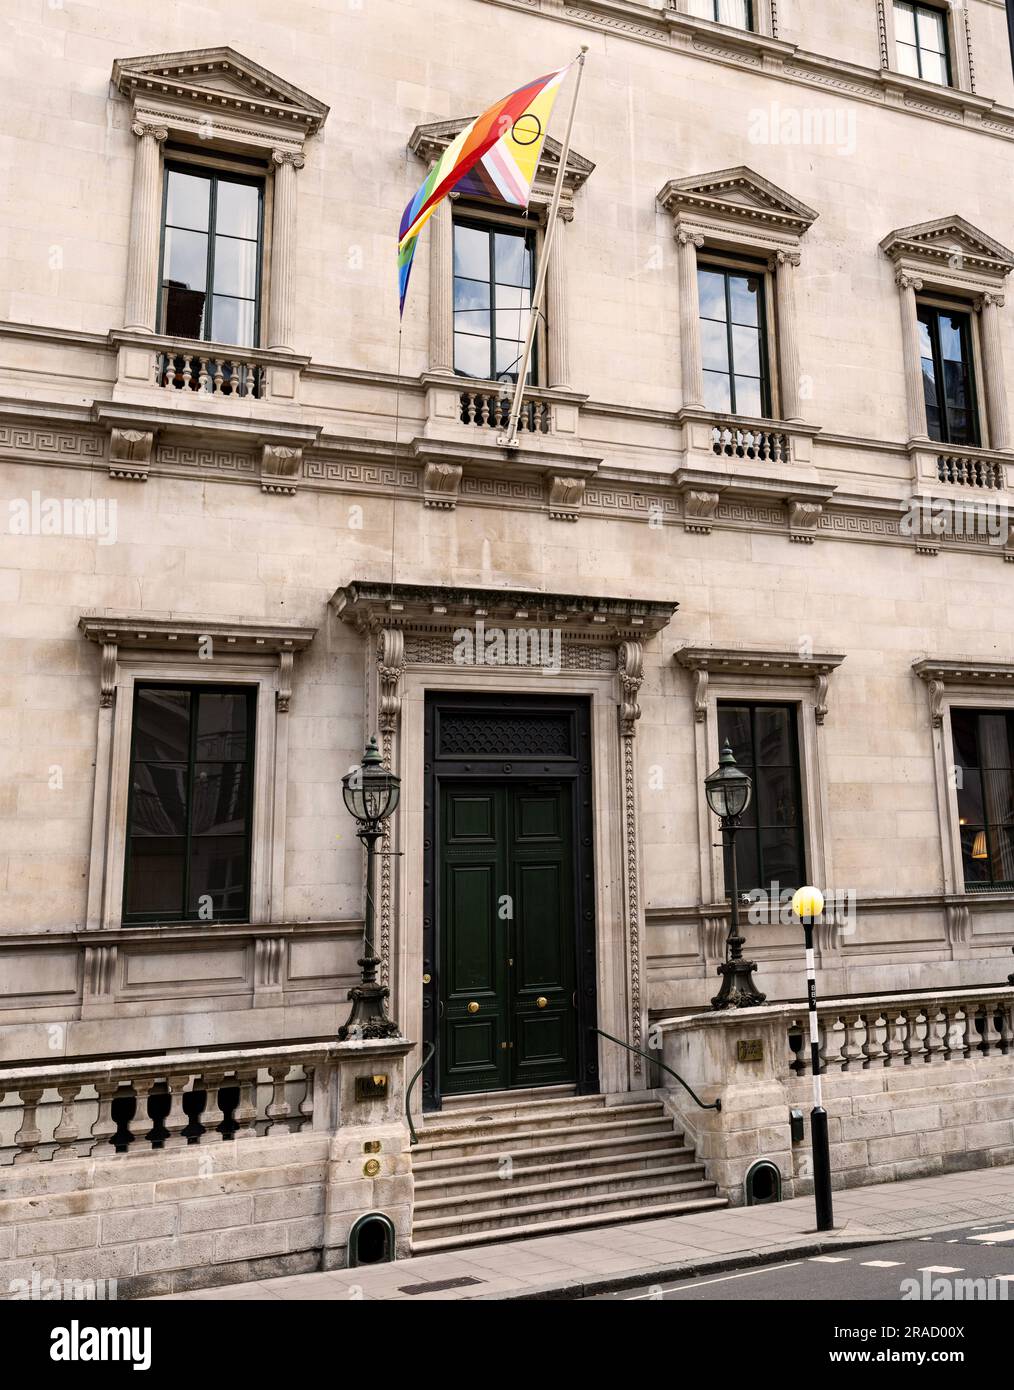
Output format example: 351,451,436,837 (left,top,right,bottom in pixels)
892,1104,942,1134
100,1207,176,1244
867,1134,921,1165
177,1195,254,1233
16,1215,98,1257
136,1233,215,1274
